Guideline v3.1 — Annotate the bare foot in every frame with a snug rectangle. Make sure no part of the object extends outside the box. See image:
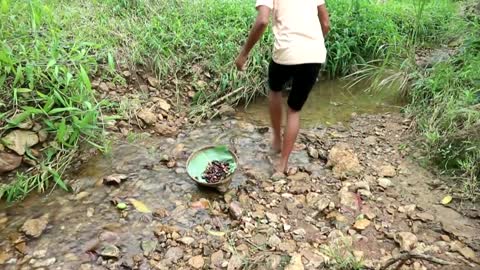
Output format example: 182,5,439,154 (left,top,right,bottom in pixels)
272,136,282,153
275,159,288,174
